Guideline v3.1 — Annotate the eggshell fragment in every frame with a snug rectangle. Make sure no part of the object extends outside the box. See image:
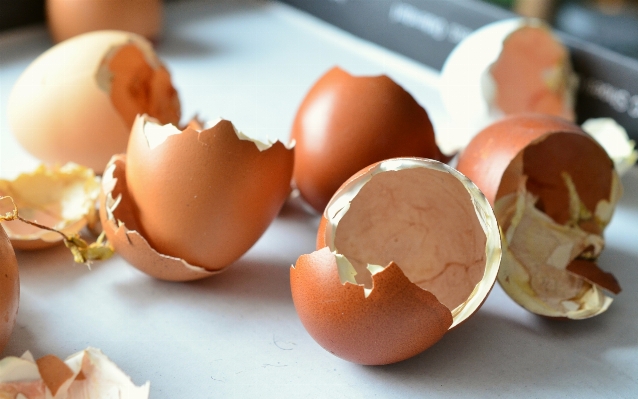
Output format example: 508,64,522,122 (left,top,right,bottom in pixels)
581,118,638,176
0,348,149,398
47,0,162,44
439,19,577,150
0,225,19,355
456,114,621,319
291,158,501,365
8,30,180,173
100,115,294,280
0,164,100,250
291,67,446,213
